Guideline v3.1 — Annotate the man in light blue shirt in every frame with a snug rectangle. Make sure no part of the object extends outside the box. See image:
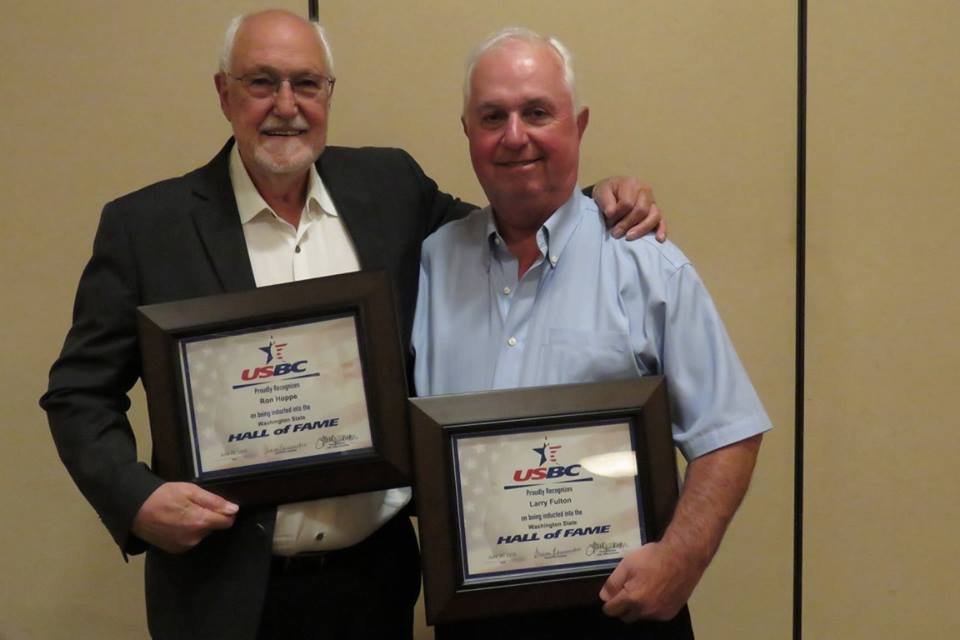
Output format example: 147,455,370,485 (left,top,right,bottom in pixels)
413,27,771,638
